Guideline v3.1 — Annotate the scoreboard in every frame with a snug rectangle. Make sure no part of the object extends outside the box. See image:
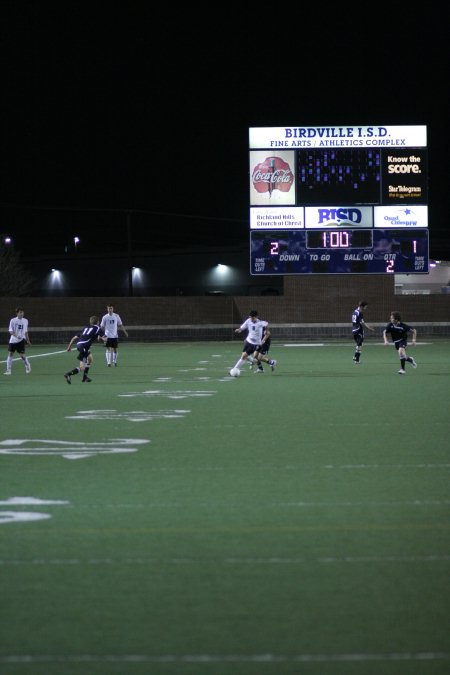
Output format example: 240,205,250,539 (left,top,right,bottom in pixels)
249,125,428,275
